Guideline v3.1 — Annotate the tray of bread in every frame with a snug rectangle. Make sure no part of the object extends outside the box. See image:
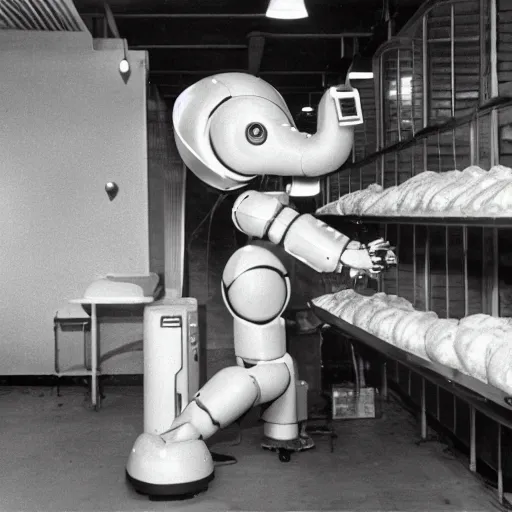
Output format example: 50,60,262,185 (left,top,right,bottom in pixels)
309,289,512,417
316,165,512,225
